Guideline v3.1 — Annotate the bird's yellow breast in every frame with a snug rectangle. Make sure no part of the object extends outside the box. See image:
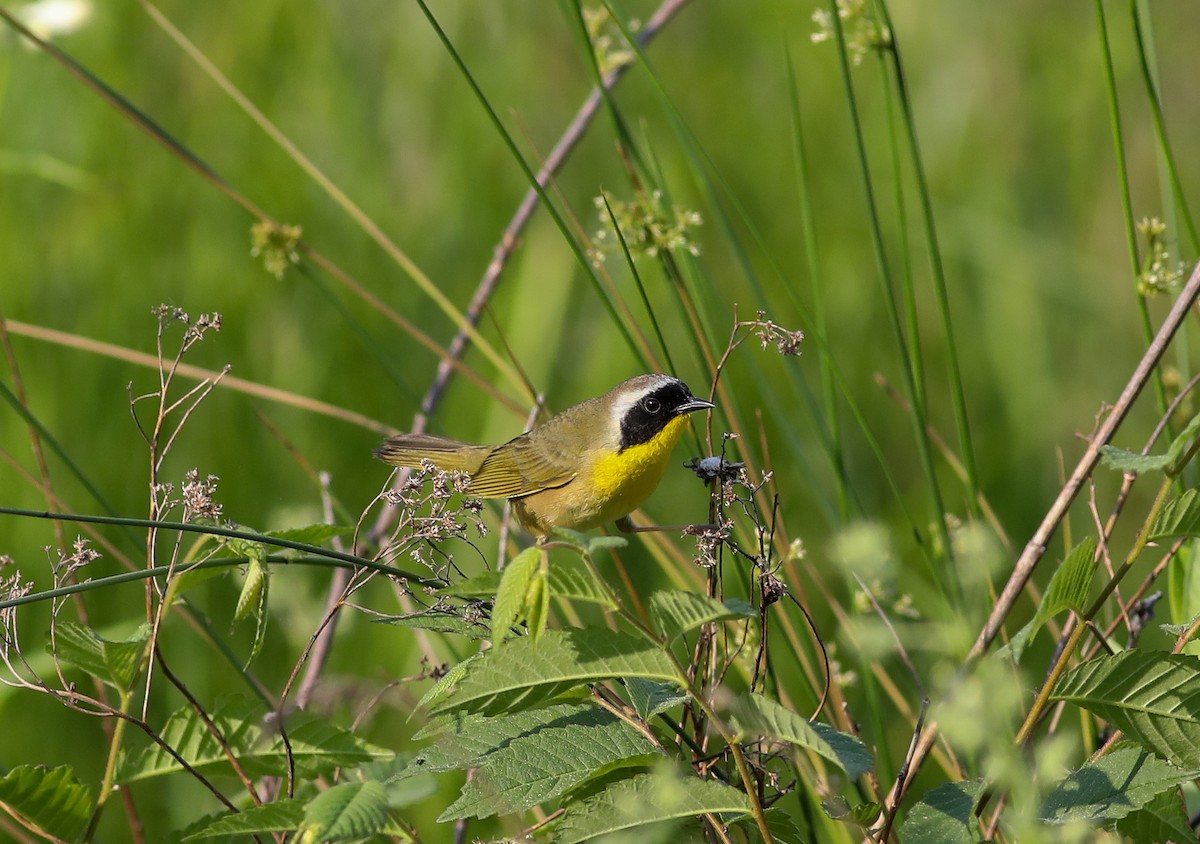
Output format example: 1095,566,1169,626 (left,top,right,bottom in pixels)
589,413,691,508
